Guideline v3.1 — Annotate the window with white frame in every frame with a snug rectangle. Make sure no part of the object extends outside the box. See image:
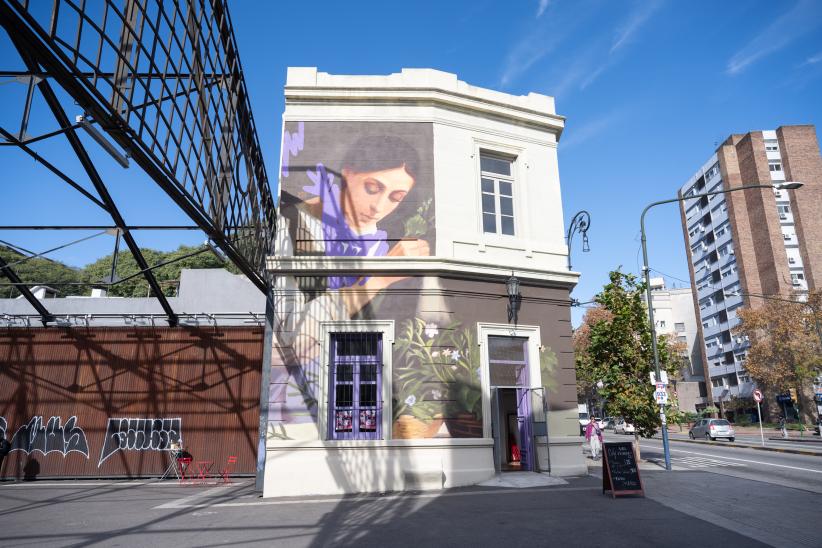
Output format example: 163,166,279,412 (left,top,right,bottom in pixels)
328,332,382,440
675,322,685,332
480,153,515,236
769,161,782,172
